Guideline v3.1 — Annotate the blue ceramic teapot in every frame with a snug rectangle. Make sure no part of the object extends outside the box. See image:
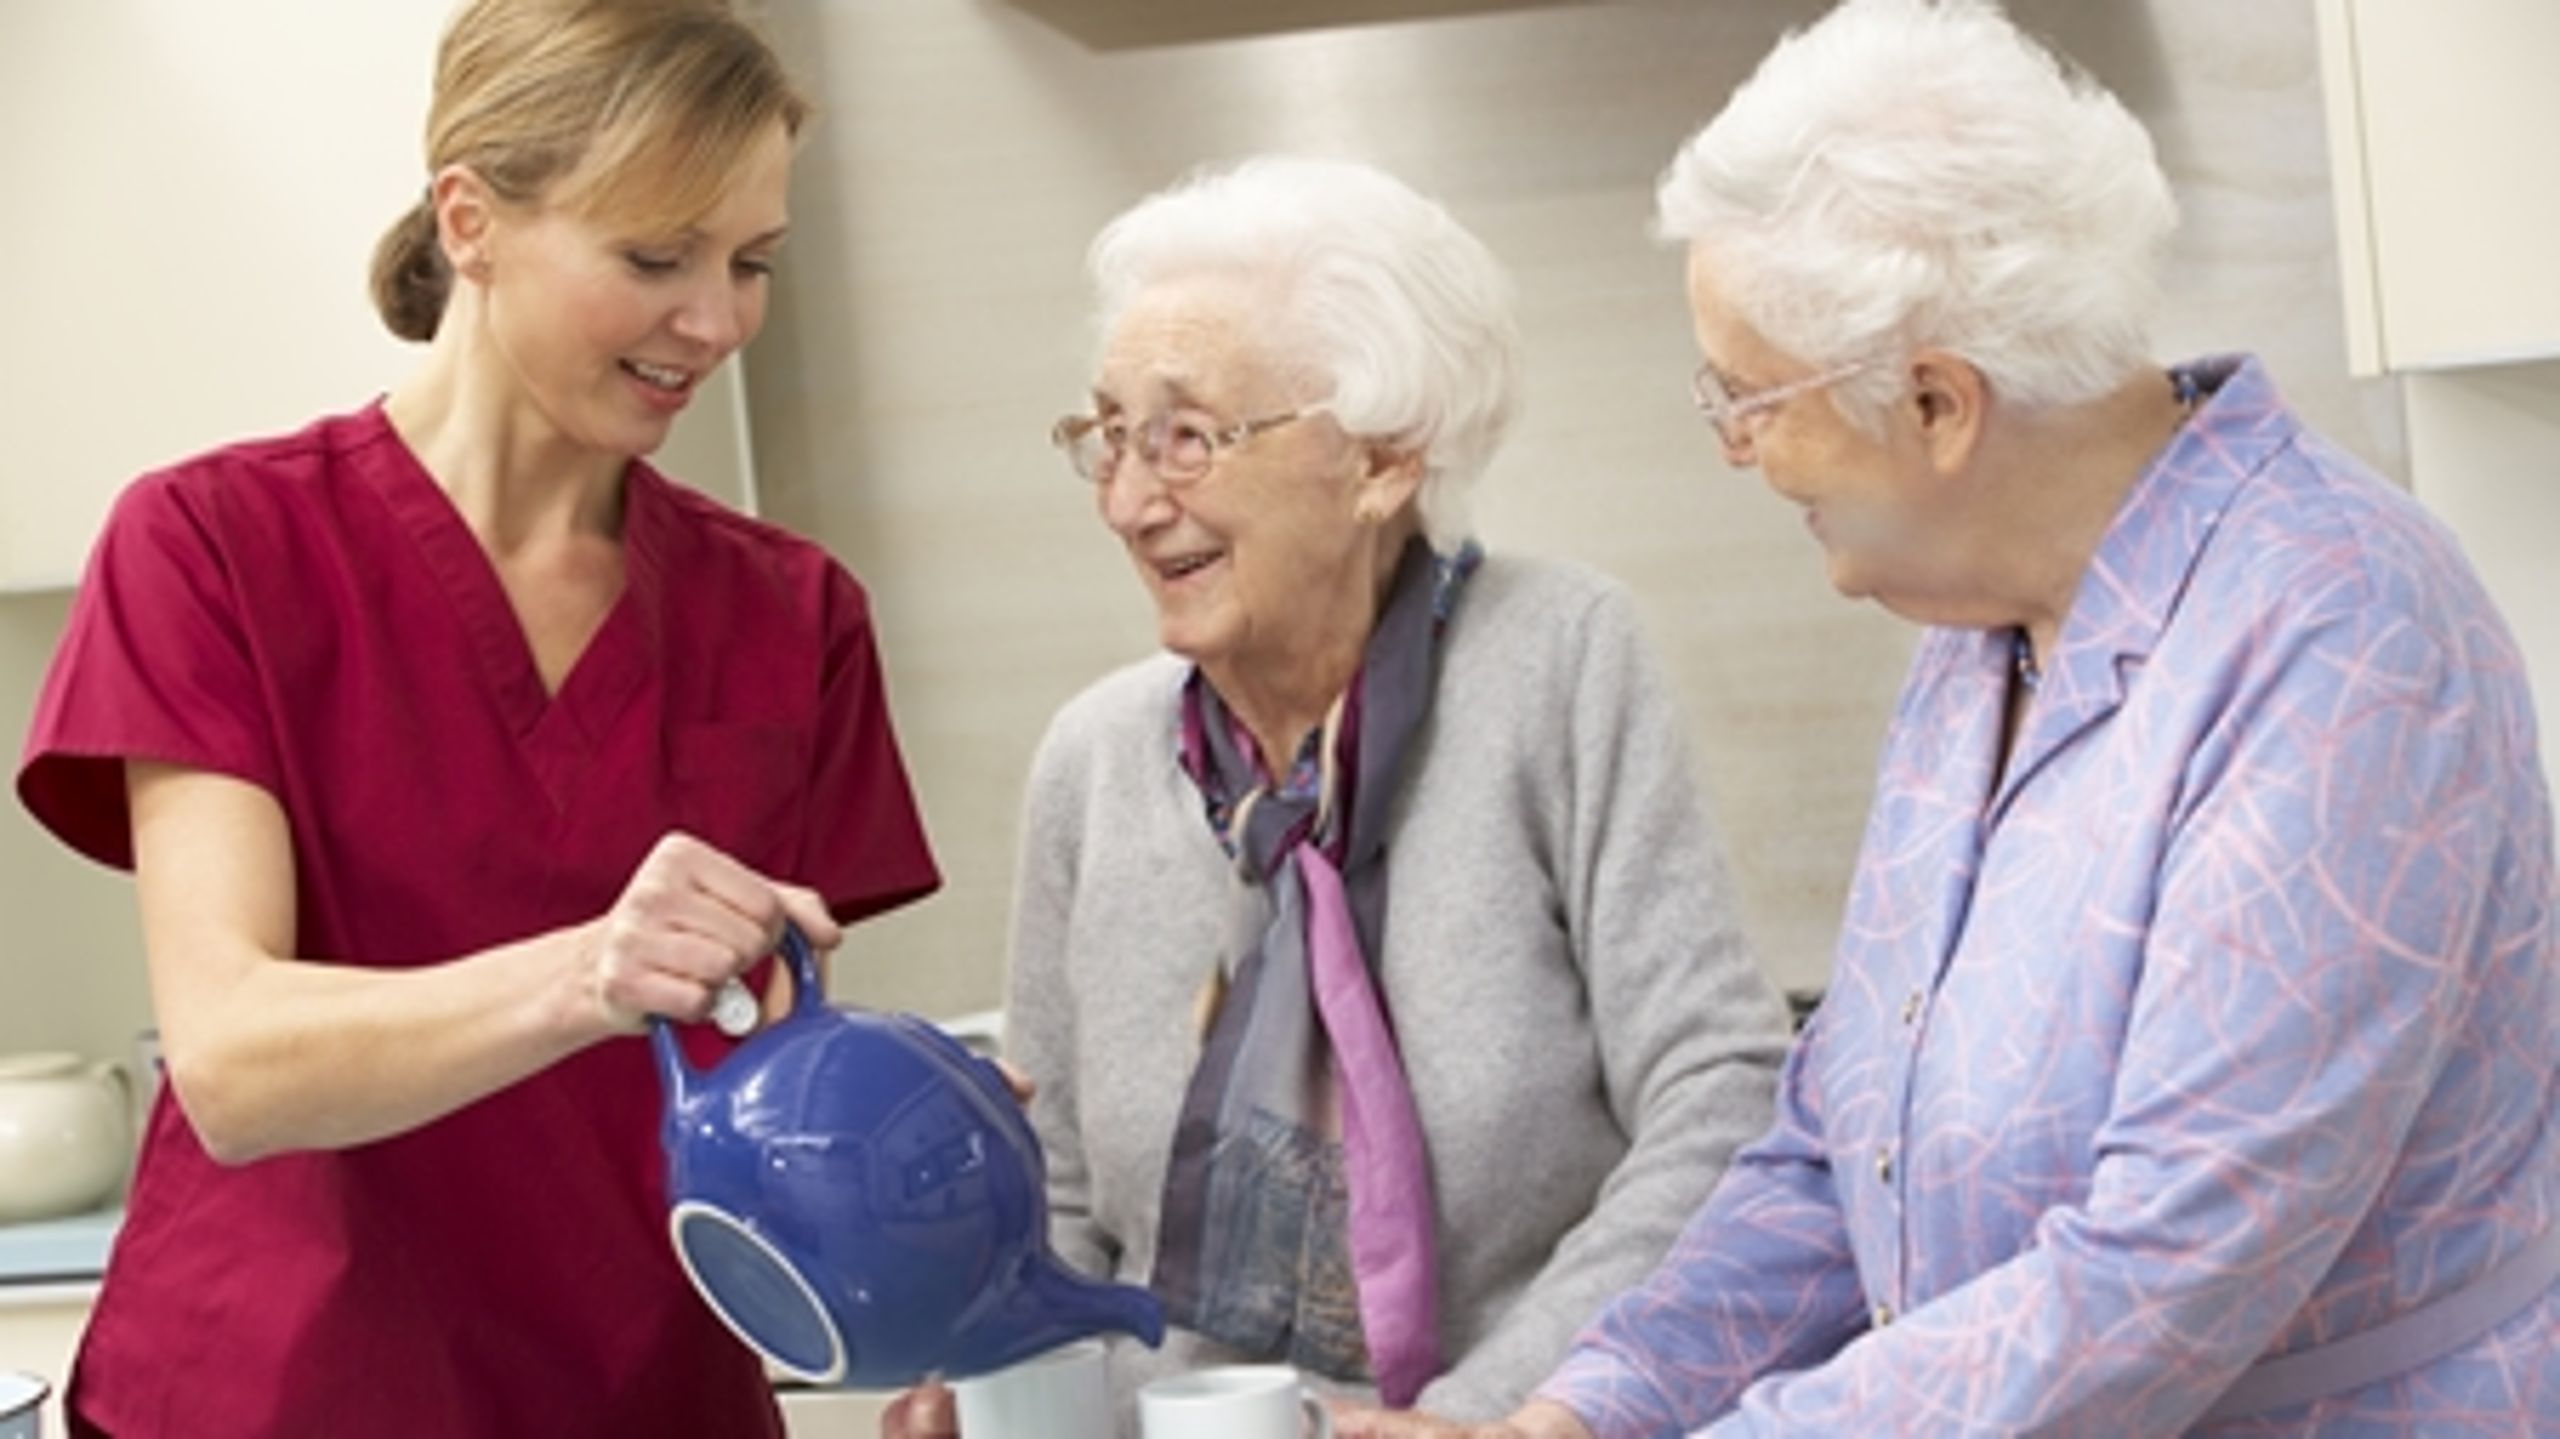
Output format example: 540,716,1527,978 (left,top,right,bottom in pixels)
651,926,1164,1386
